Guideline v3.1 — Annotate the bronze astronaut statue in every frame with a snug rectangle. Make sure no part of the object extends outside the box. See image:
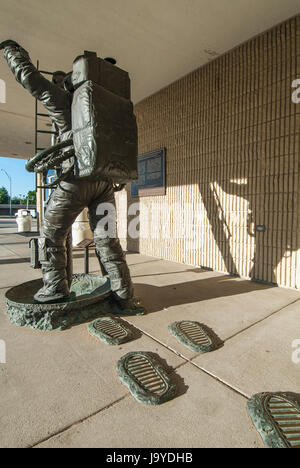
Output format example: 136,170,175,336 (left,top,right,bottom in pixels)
0,40,138,309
